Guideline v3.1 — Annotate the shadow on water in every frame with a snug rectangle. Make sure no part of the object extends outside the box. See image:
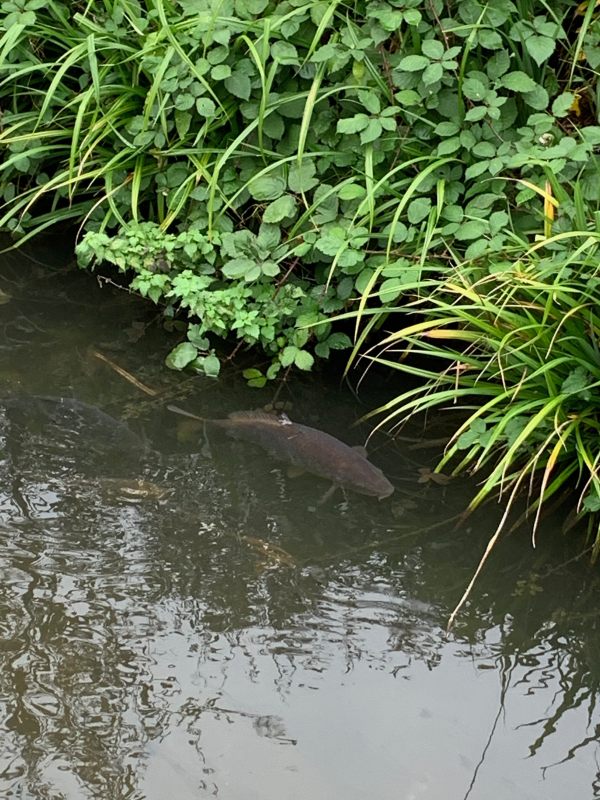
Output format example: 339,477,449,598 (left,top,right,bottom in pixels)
1,241,600,799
